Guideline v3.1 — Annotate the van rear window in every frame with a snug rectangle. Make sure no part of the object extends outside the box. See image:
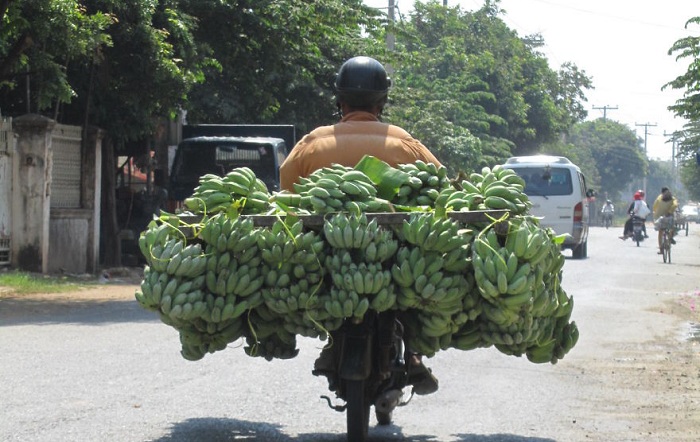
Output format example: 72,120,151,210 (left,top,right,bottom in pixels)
512,167,573,196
